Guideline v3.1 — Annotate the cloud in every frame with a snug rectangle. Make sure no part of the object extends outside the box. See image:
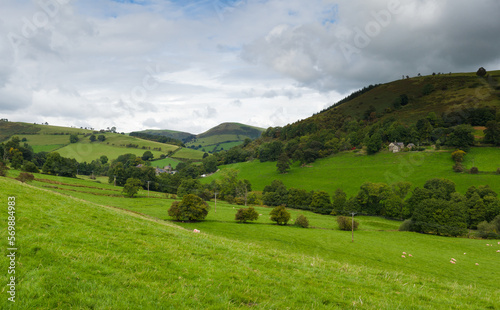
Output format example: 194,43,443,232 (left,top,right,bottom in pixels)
0,0,498,133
